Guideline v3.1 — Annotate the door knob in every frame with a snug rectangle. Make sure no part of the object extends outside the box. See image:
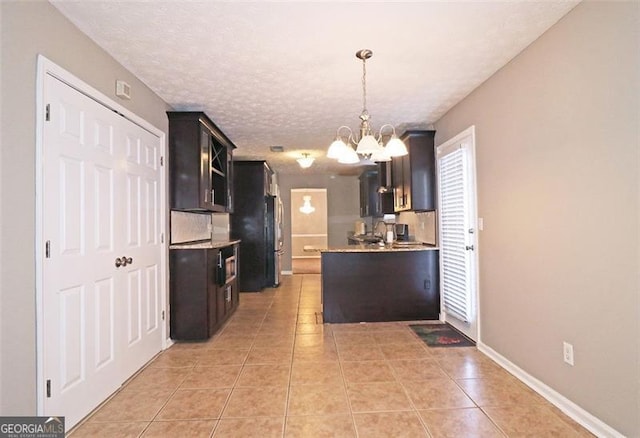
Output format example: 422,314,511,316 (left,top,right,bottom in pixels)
125,257,133,265
465,245,475,251
115,257,123,267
